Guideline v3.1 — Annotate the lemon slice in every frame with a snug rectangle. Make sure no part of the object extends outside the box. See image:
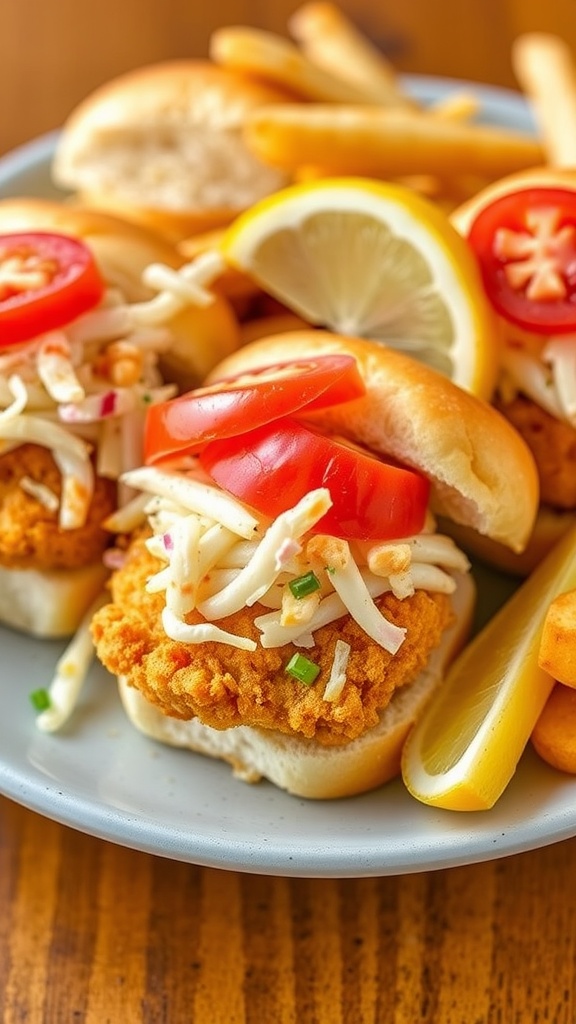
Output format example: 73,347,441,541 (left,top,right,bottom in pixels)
221,177,498,398
402,524,576,811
